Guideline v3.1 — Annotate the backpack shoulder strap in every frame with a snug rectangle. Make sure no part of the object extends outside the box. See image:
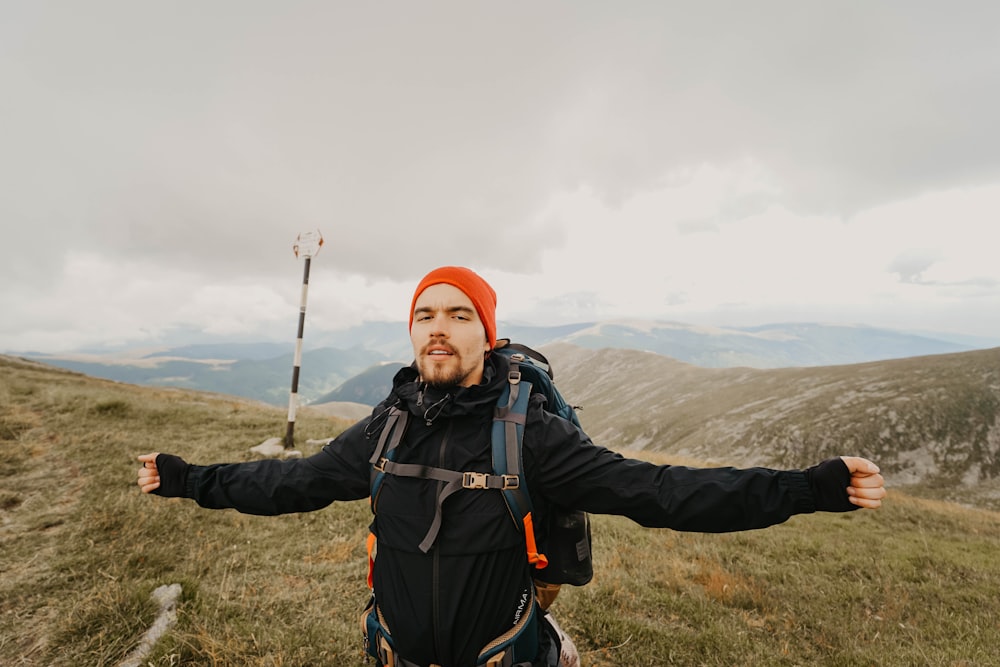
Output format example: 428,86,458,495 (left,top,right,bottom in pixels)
493,353,548,570
369,406,409,510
